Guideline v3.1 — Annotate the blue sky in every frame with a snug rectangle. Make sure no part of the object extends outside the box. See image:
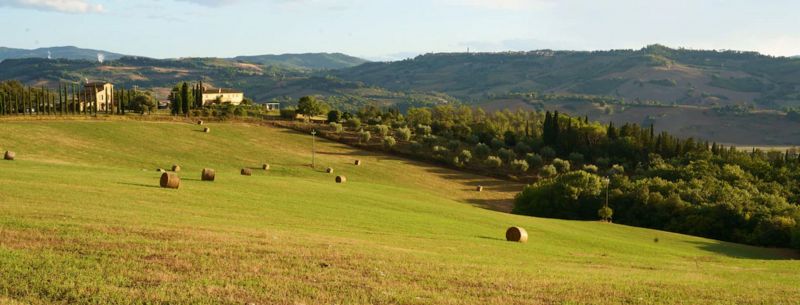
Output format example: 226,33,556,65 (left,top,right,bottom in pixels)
0,0,797,60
